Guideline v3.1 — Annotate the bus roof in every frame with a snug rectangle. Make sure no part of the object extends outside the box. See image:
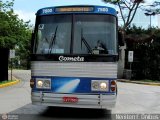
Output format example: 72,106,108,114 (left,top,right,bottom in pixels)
36,5,117,17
